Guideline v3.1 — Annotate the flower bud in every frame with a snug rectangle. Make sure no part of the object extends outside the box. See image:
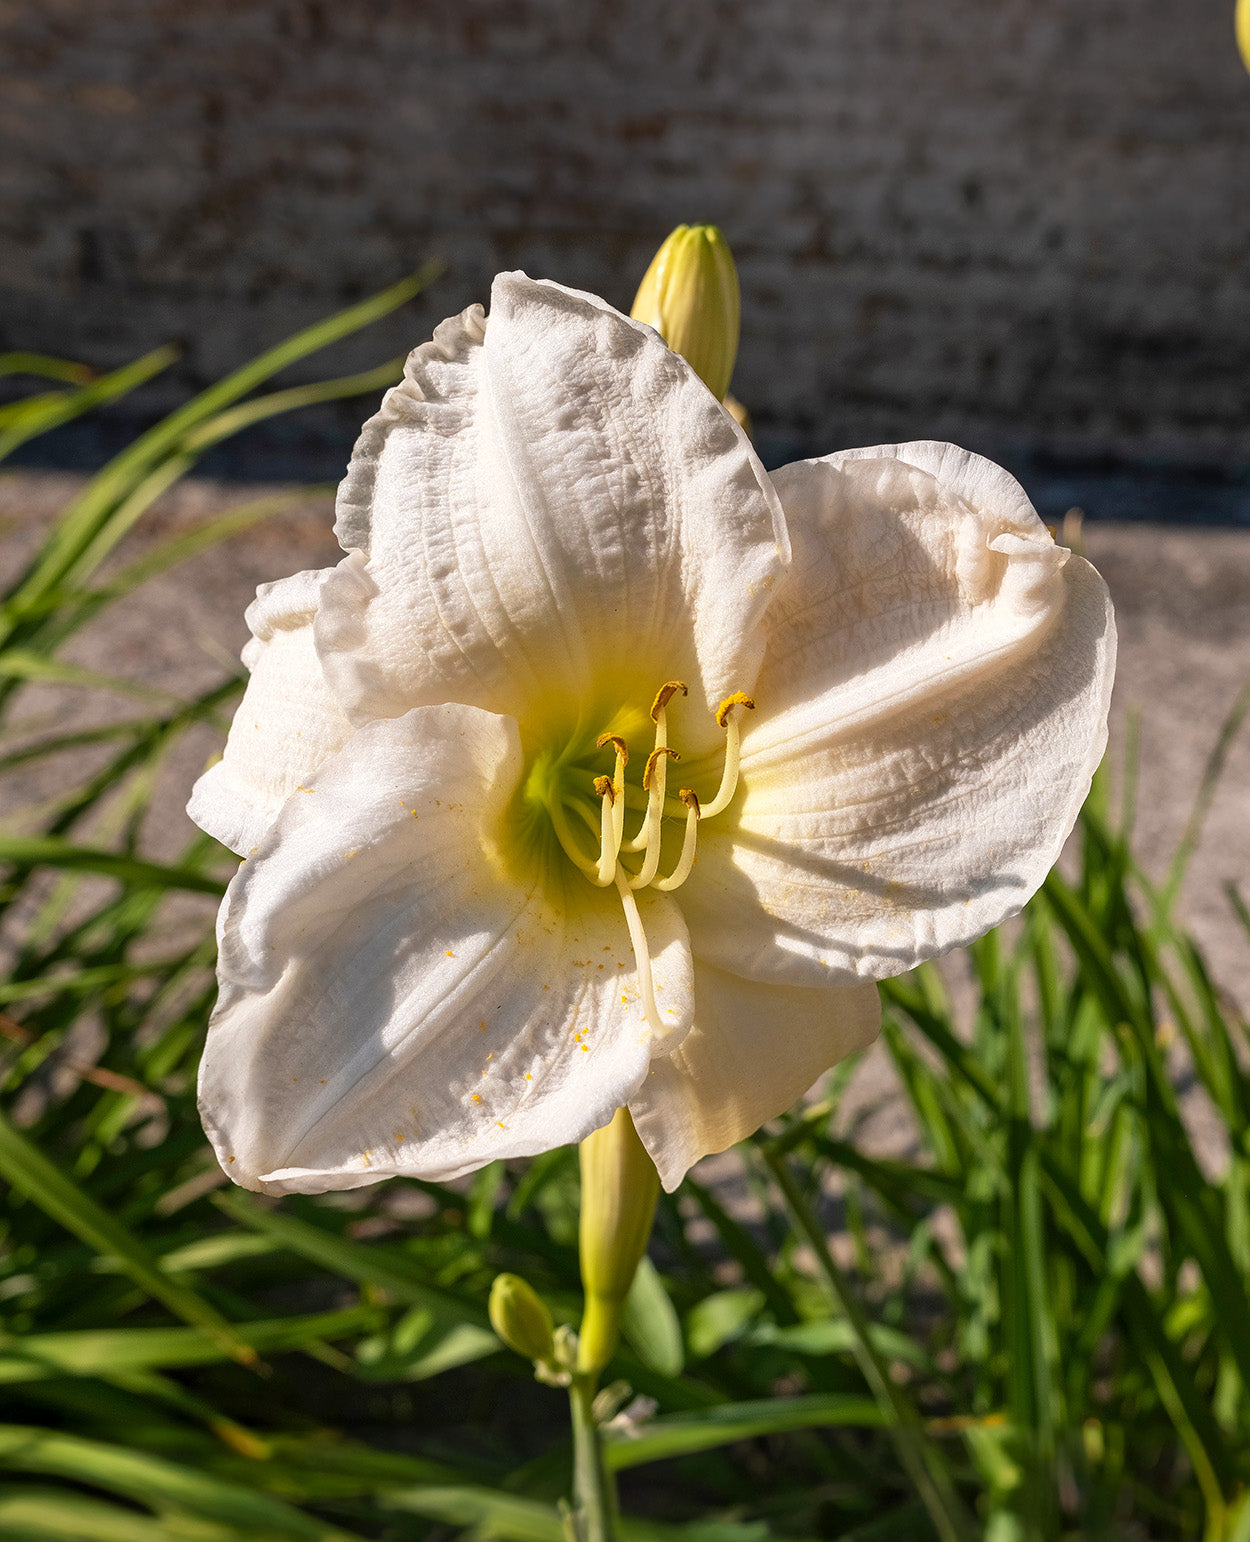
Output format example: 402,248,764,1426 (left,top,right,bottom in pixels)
630,224,741,402
577,1106,660,1375
488,1272,556,1365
